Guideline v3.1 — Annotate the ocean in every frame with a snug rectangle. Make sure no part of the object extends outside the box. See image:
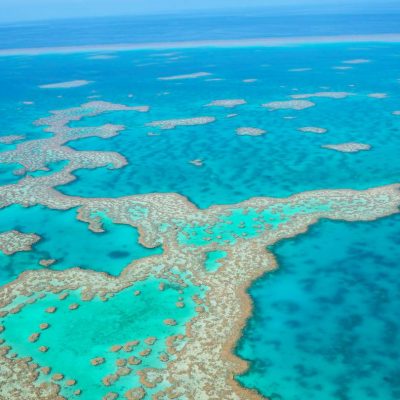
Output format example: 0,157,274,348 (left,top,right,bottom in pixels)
1,10,400,49
0,10,399,400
